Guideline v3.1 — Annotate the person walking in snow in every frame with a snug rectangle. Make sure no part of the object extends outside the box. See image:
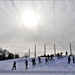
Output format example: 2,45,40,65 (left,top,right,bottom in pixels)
12,61,16,70
60,52,63,56
47,54,50,60
38,57,42,64
51,55,54,61
31,58,36,66
33,58,36,65
72,56,75,63
68,56,71,64
66,51,68,56
25,60,28,69
45,57,48,63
